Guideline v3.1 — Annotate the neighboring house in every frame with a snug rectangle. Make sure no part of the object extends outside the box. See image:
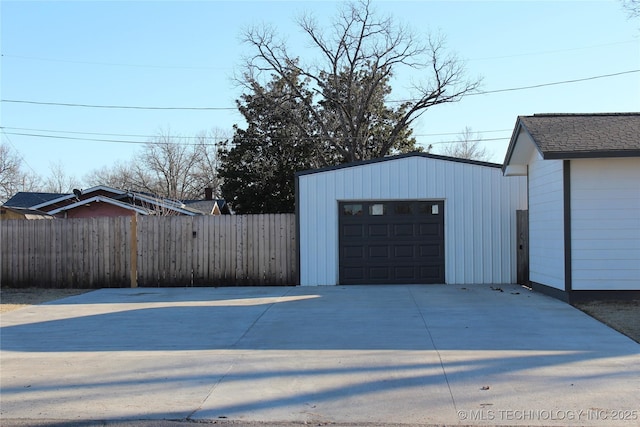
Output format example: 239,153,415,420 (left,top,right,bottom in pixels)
0,206,53,220
2,186,228,218
182,188,231,215
296,152,527,286
2,192,63,210
503,113,640,301
183,199,231,215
